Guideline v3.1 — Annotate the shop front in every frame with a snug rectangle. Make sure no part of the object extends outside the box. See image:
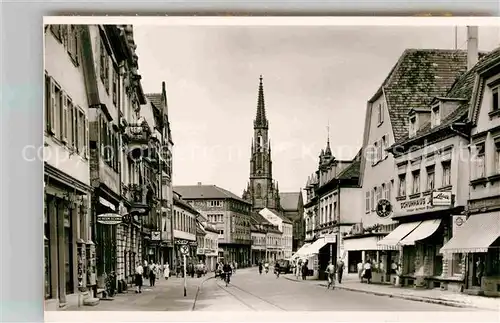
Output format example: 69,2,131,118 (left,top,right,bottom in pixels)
301,235,336,280
44,172,94,309
343,233,399,283
440,212,500,297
